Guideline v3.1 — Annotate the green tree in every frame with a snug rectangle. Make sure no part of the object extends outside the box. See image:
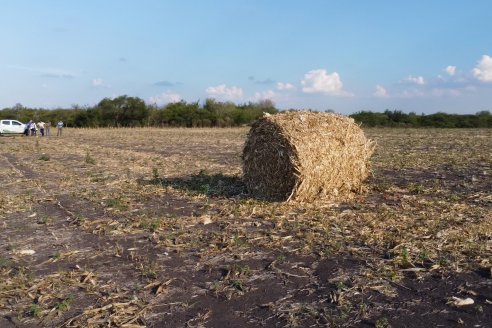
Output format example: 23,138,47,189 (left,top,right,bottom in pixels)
95,96,148,127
